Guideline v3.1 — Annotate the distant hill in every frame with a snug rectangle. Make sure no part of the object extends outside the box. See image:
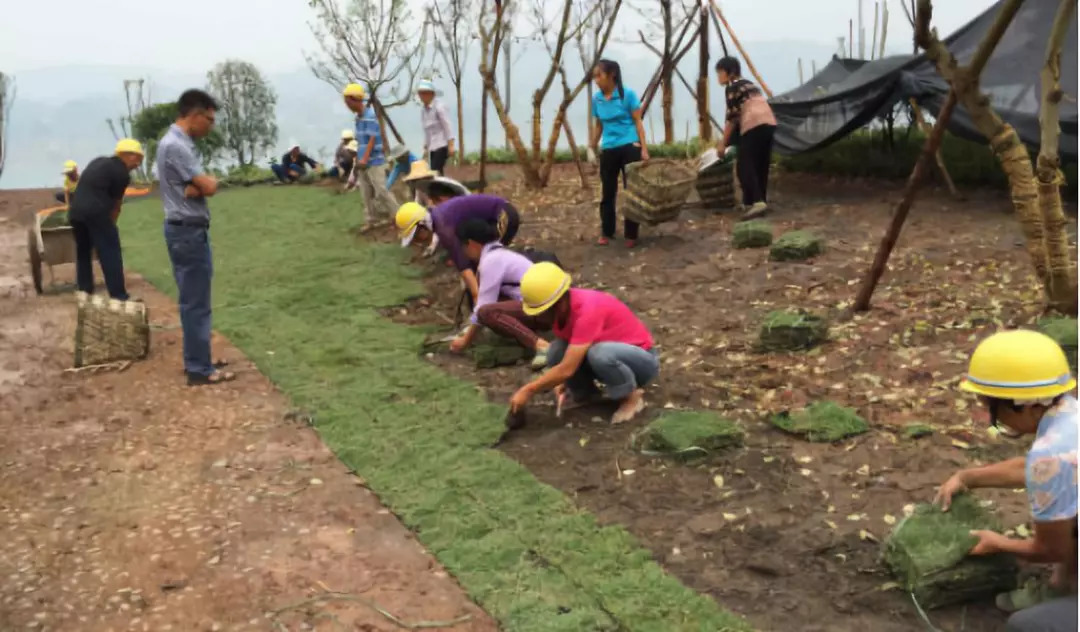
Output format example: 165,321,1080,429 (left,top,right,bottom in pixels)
2,39,840,189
